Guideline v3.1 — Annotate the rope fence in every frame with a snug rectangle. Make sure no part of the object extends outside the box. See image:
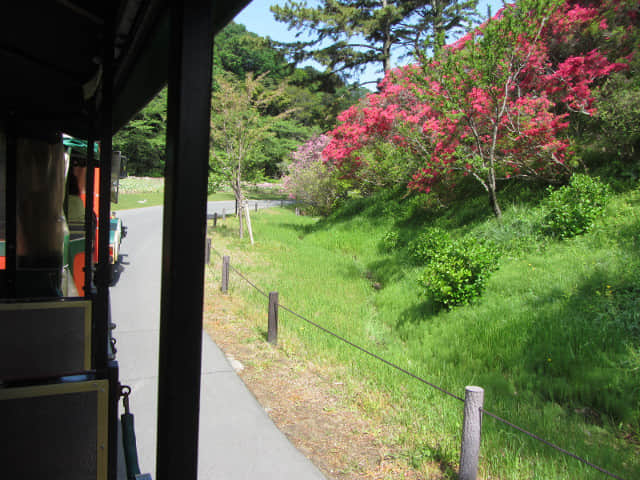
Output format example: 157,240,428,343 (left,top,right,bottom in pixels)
208,247,628,480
